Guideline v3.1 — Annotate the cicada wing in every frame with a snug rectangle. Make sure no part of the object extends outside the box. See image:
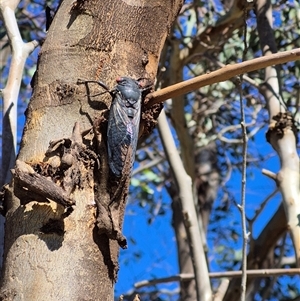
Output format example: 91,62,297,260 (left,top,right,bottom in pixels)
107,94,141,176
128,102,141,174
